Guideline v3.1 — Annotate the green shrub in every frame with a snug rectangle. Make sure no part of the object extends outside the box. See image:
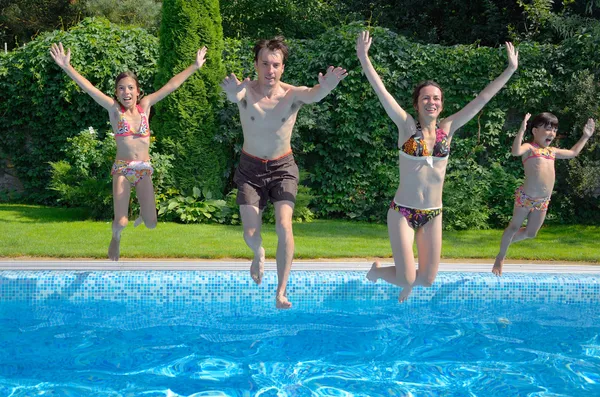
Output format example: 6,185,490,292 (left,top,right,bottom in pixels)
81,0,162,33
220,0,350,40
157,186,232,224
